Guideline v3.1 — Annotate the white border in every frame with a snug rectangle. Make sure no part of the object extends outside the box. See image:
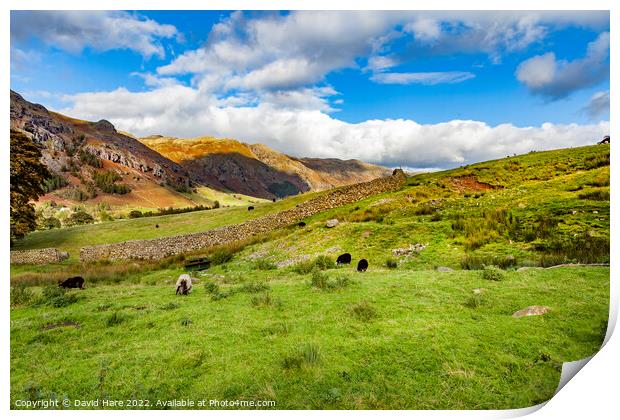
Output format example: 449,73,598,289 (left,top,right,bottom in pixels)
2,1,617,419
